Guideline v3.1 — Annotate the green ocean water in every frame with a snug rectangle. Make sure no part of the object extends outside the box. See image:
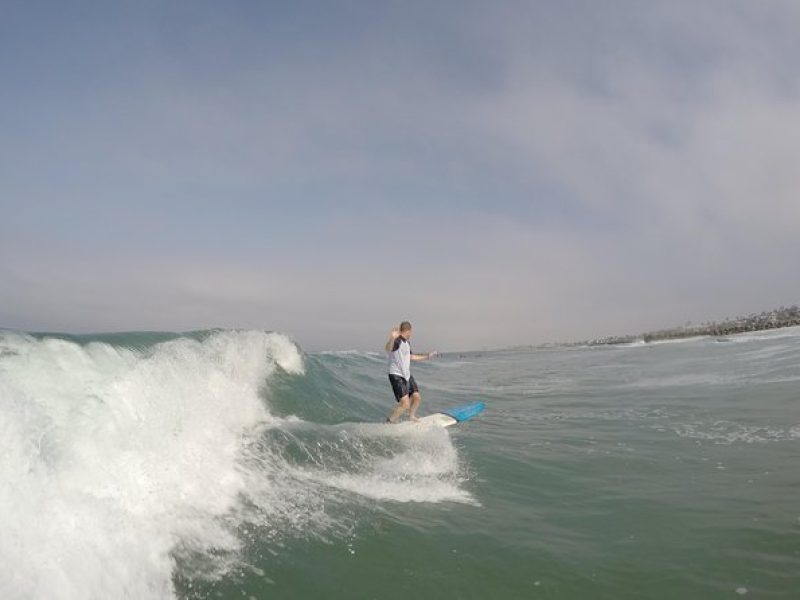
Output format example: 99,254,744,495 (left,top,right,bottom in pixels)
1,327,798,599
